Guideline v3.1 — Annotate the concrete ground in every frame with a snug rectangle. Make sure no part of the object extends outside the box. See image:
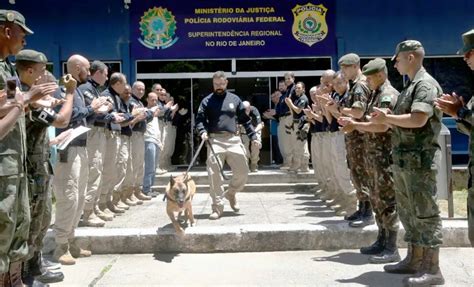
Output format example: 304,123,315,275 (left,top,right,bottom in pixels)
44,190,471,254
56,248,474,286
